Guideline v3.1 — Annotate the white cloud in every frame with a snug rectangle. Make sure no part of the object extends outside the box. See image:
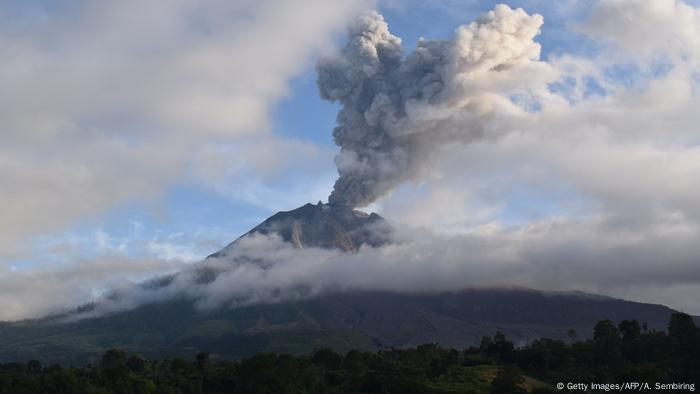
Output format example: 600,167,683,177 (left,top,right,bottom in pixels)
579,0,700,63
0,0,368,260
0,255,185,321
